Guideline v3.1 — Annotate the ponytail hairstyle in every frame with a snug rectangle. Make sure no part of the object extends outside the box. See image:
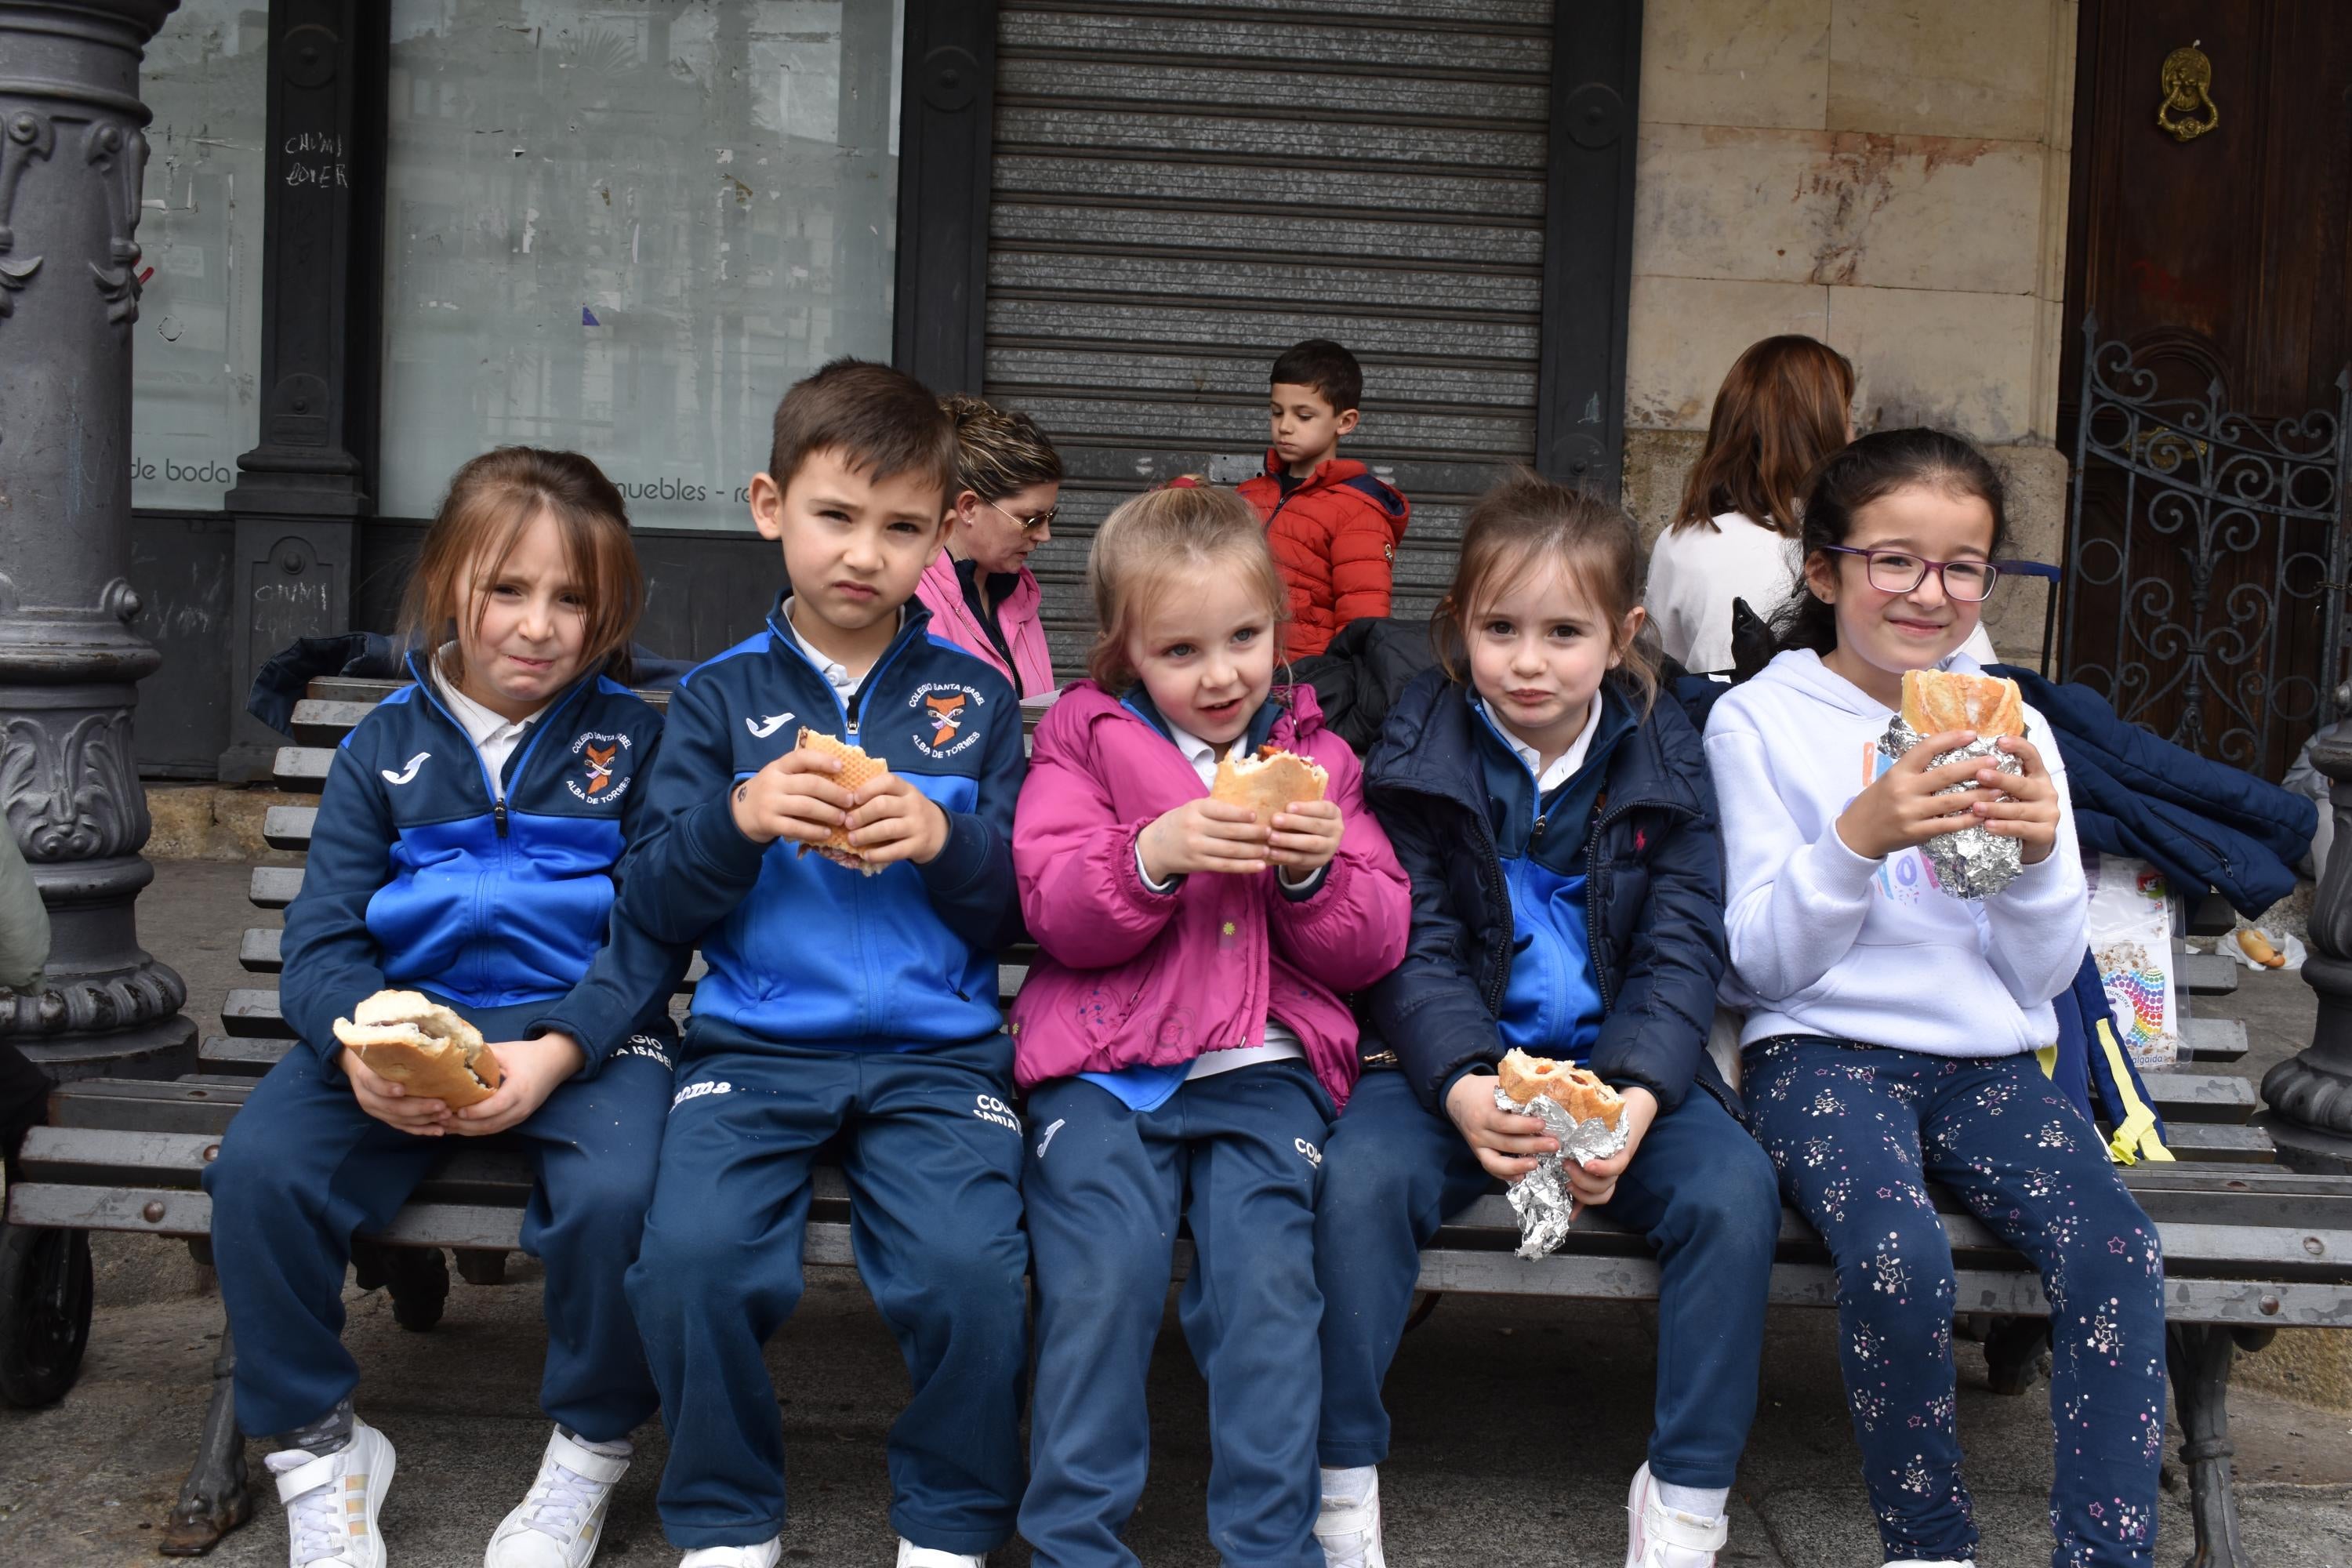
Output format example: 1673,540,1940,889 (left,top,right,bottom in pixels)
1433,468,1660,712
399,446,644,684
1771,427,2009,657
1085,485,1287,690
942,393,1063,504
1671,335,1856,539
